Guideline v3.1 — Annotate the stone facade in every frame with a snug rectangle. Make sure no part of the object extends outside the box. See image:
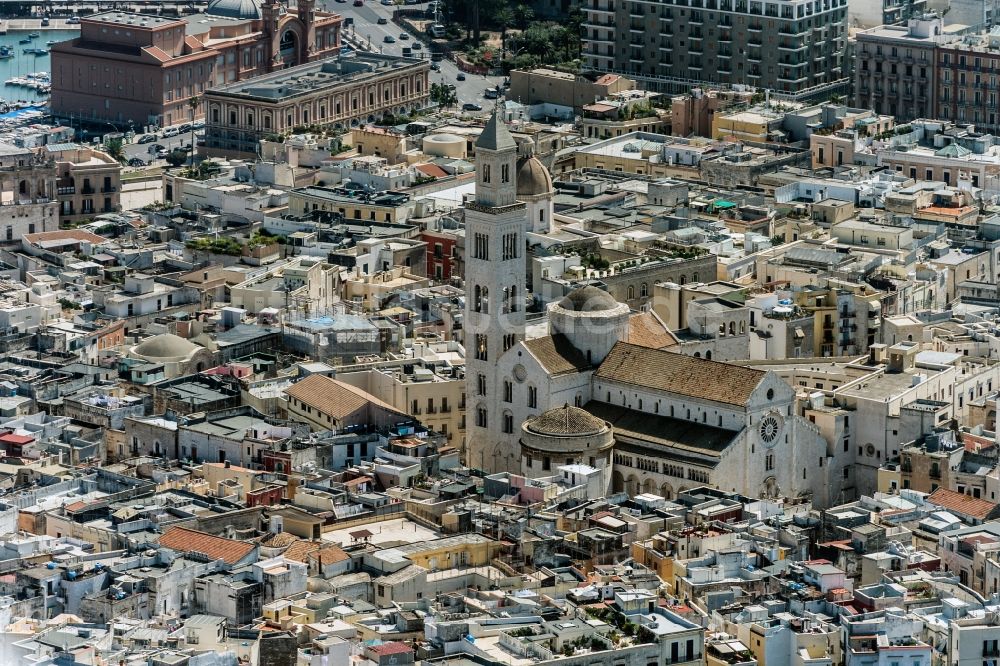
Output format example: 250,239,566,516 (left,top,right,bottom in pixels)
50,1,342,128
203,53,430,158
